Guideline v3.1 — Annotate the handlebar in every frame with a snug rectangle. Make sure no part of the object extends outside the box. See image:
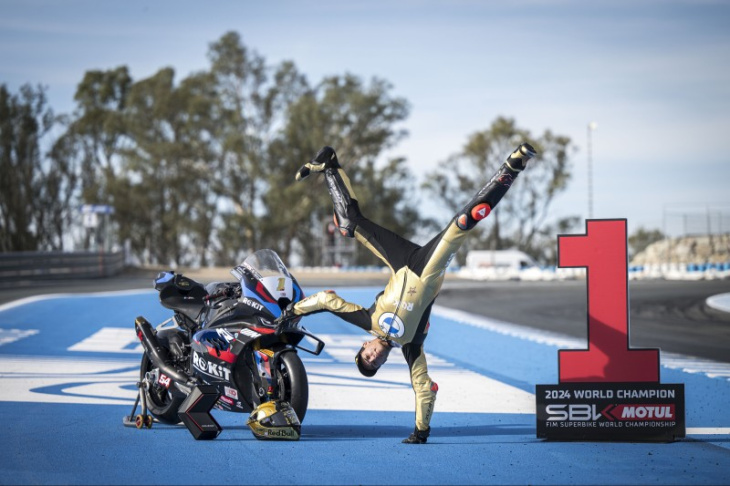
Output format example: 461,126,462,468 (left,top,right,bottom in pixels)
204,285,238,308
